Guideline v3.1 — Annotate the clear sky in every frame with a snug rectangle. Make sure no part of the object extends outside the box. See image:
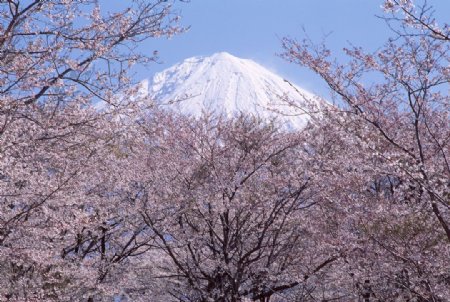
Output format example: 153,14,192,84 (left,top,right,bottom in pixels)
105,0,450,97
